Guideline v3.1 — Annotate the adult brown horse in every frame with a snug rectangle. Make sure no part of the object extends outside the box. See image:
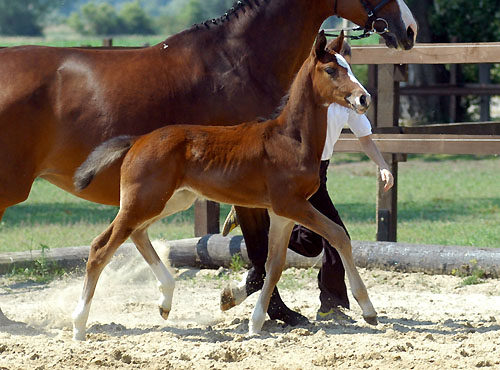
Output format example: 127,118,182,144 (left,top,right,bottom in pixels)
72,31,374,340
0,0,416,322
